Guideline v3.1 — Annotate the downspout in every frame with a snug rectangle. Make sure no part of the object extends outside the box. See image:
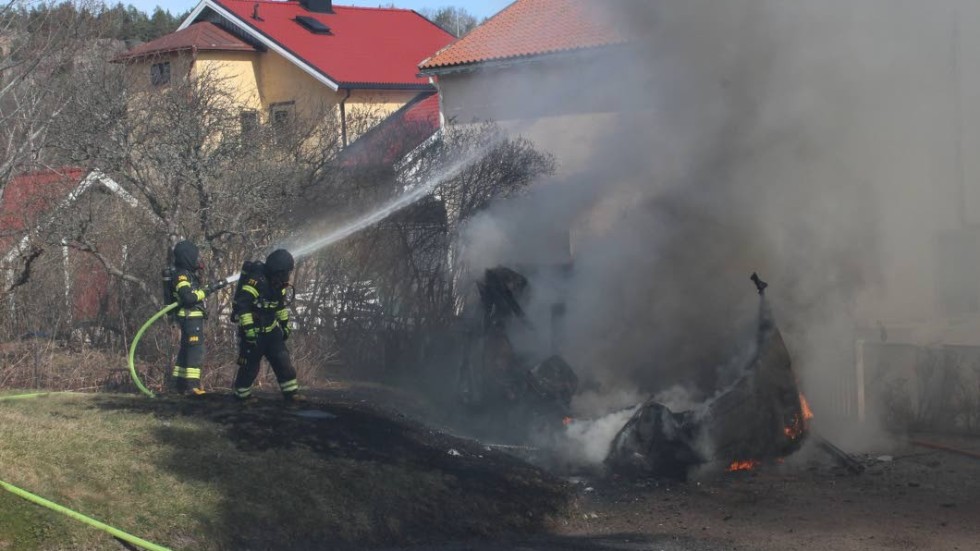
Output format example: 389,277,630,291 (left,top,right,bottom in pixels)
189,46,197,79
339,88,352,147
428,76,445,129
